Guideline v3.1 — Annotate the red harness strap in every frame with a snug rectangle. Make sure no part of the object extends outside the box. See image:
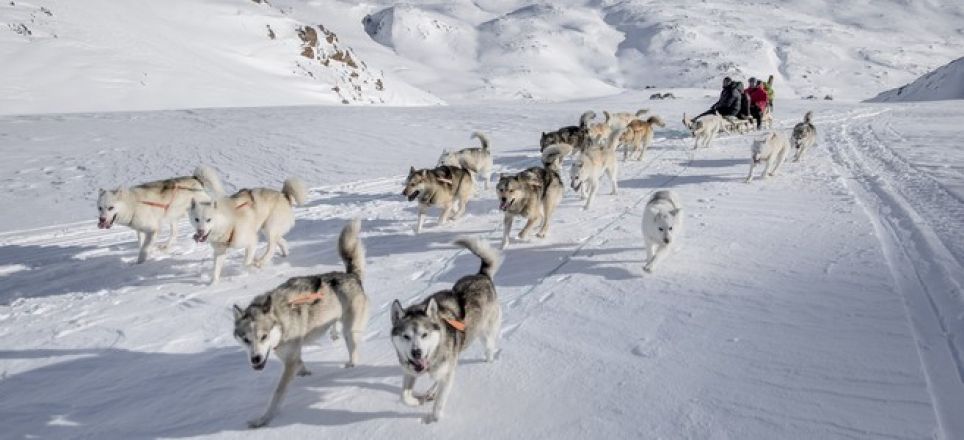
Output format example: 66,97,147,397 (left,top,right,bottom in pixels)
287,286,329,307
443,318,466,332
138,185,194,212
